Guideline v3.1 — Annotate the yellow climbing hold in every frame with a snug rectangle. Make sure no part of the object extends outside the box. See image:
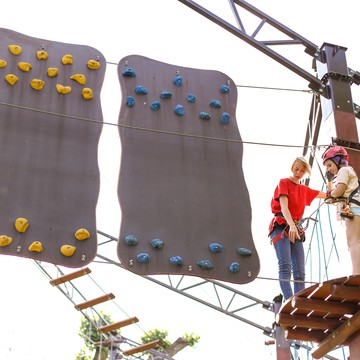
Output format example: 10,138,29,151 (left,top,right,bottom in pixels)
87,59,100,70
62,54,73,65
70,73,86,85
56,83,72,94
60,244,76,256
36,50,48,60
28,241,43,252
18,61,32,72
30,79,45,90
75,228,90,240
5,74,19,85
47,67,59,77
82,87,93,100
15,218,29,233
0,235,12,247
0,59,7,68
8,44,22,55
